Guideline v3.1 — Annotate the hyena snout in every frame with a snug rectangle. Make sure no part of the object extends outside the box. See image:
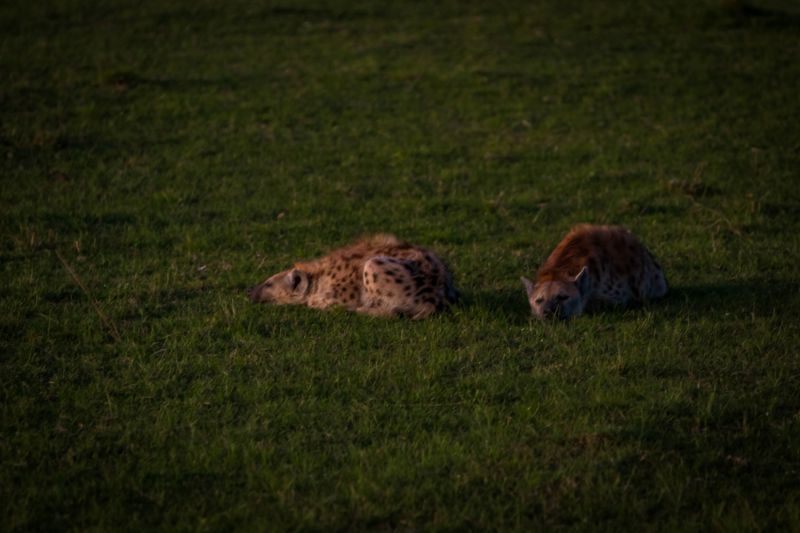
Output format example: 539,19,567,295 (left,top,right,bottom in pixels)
541,300,574,320
246,284,261,303
542,302,559,317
